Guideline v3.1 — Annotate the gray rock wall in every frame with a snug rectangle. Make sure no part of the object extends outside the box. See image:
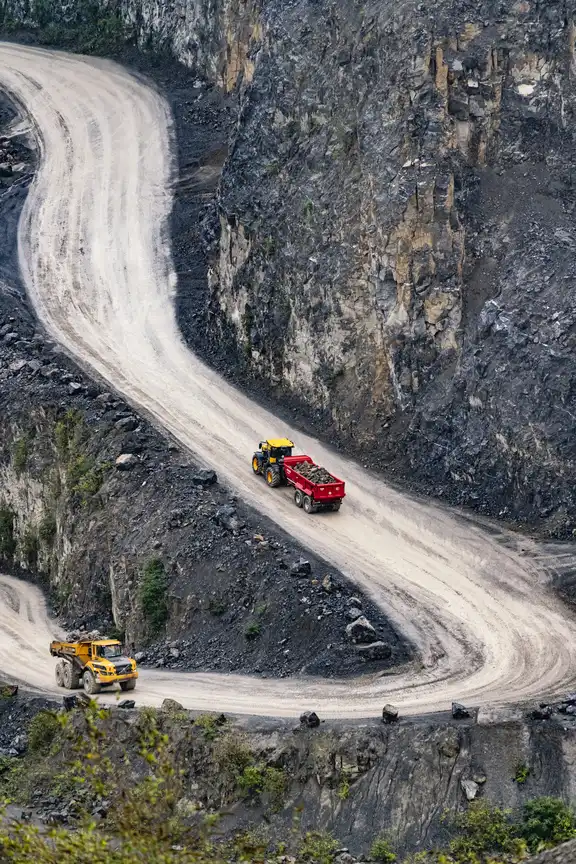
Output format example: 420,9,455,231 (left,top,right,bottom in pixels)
206,0,576,534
